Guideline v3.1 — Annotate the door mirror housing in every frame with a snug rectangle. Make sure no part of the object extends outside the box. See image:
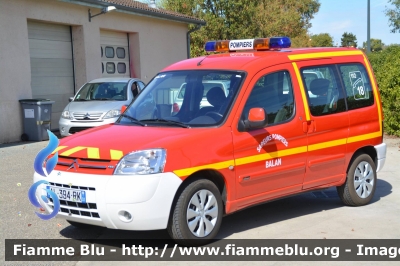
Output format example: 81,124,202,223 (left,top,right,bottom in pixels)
244,107,268,130
121,105,128,114
69,97,74,102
